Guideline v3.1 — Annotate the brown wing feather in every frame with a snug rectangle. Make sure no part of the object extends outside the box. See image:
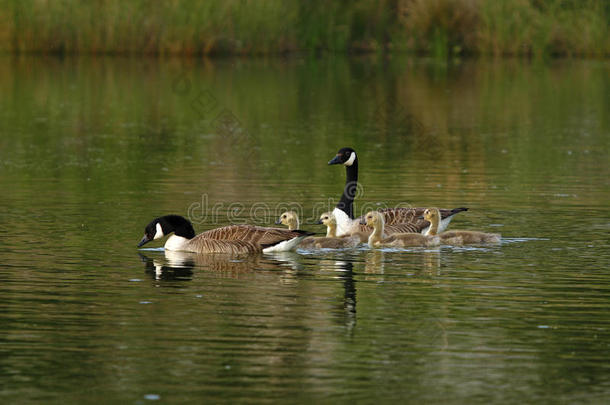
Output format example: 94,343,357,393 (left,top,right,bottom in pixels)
185,237,260,254
385,222,421,234
198,225,306,249
357,223,373,234
356,207,467,231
